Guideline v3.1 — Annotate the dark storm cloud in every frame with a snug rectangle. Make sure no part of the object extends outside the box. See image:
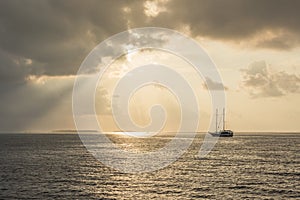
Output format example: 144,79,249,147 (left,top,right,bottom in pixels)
144,0,300,49
254,32,300,50
0,0,133,81
0,50,30,83
241,61,300,97
1,0,300,82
